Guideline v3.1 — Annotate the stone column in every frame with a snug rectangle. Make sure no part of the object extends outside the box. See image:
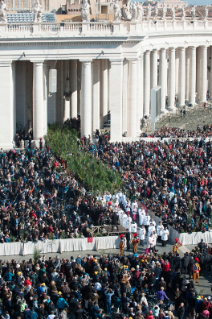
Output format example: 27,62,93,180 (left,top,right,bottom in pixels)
196,47,201,101
33,61,44,140
77,60,81,116
175,49,179,96
100,59,109,128
160,48,167,113
178,47,186,107
81,60,92,138
47,61,57,124
43,62,48,136
109,60,123,142
70,60,78,118
200,45,207,103
16,61,27,128
150,49,158,89
185,48,190,101
92,59,100,132
144,50,150,116
128,59,137,138
210,47,212,98
189,46,196,105
168,47,176,111
122,59,128,134
137,54,143,132
64,61,70,122
56,60,64,127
